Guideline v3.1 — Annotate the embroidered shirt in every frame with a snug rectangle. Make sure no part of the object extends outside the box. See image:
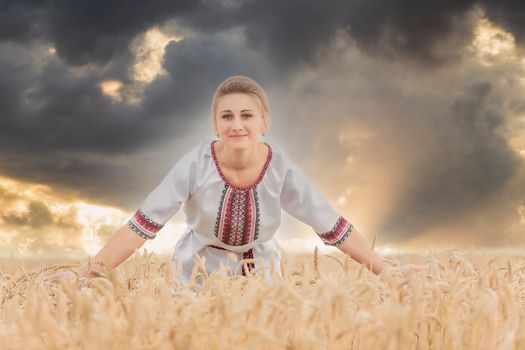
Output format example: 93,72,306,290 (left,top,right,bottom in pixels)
127,138,354,283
